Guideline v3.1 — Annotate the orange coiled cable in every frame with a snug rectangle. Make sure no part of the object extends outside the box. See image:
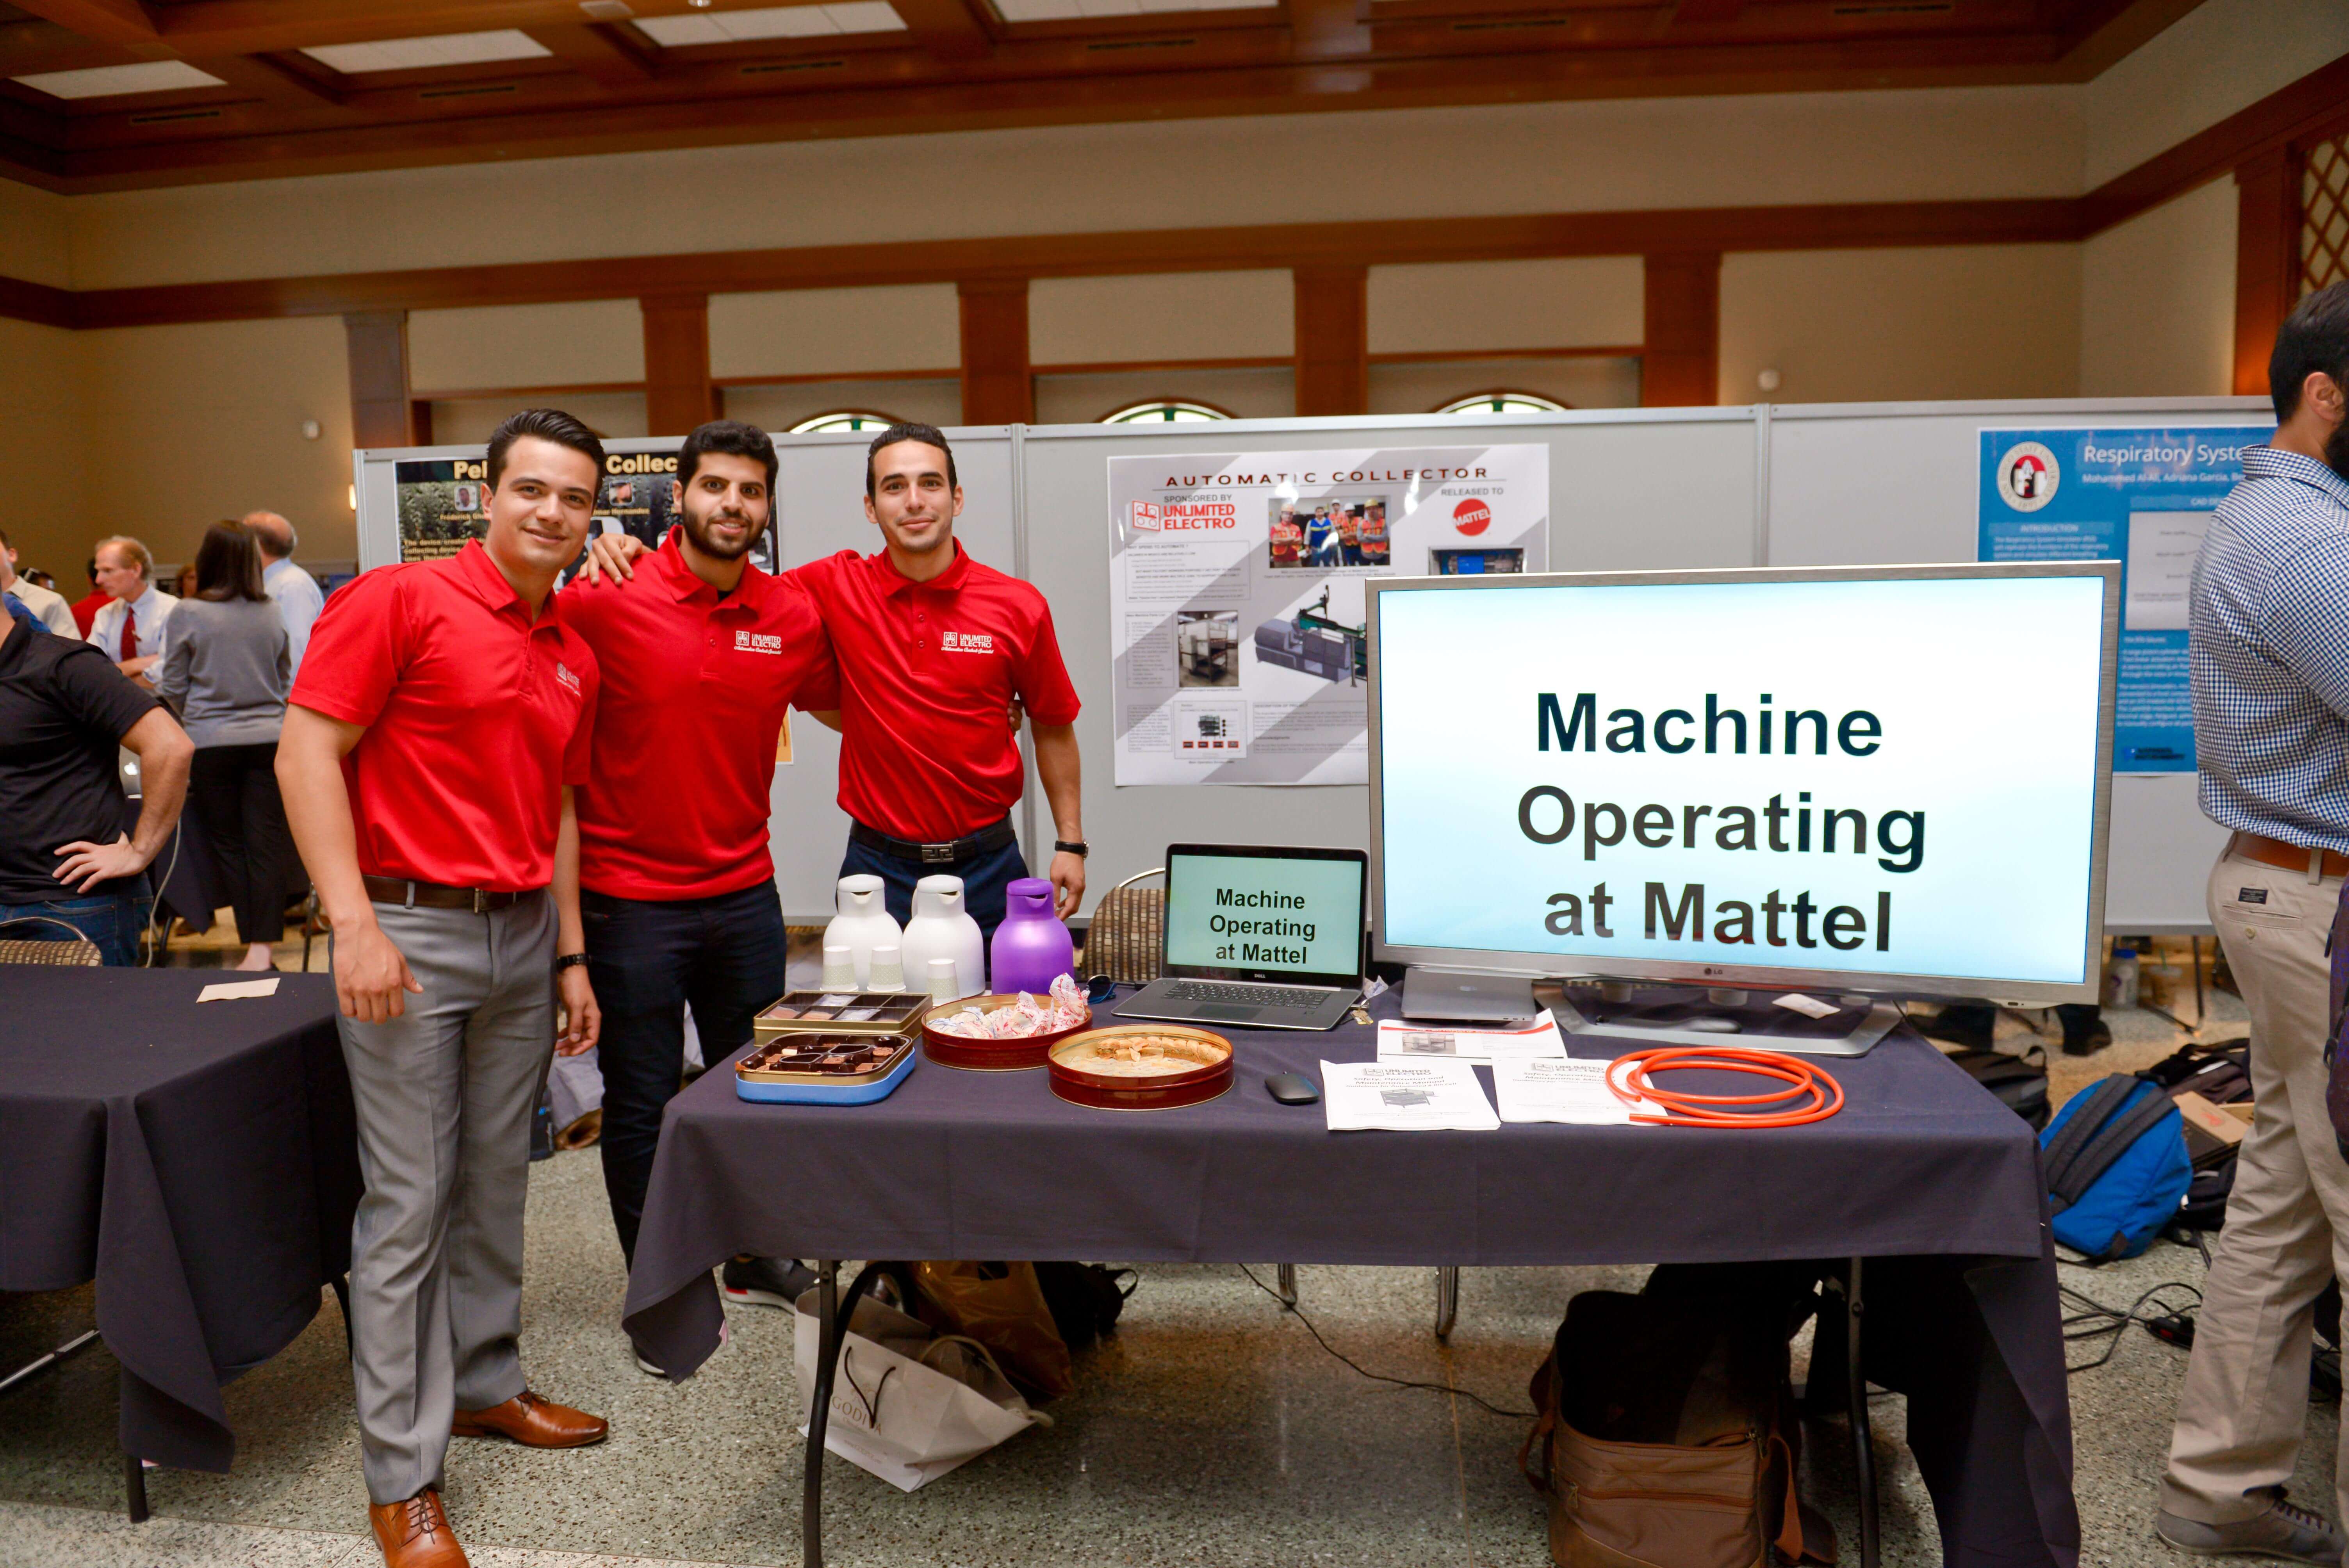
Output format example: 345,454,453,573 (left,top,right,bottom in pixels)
1604,1046,1845,1128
